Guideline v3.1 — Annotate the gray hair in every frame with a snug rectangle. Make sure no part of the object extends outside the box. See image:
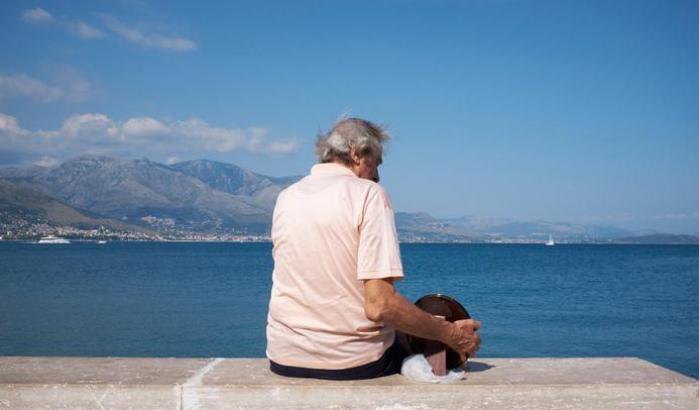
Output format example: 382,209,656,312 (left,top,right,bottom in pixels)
315,118,390,164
